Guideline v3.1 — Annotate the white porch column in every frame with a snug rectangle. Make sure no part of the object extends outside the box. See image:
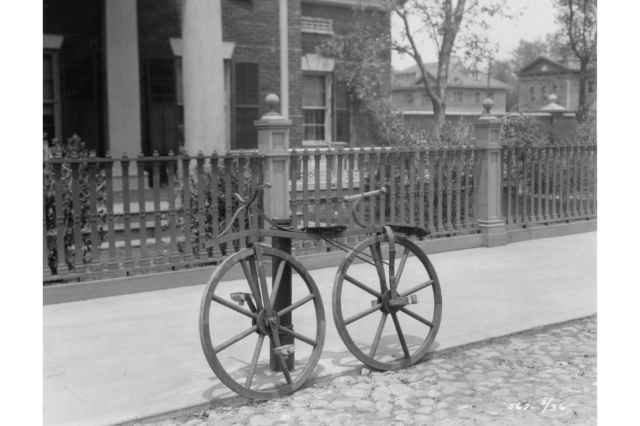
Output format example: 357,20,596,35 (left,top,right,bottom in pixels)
182,0,226,155
105,0,142,158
